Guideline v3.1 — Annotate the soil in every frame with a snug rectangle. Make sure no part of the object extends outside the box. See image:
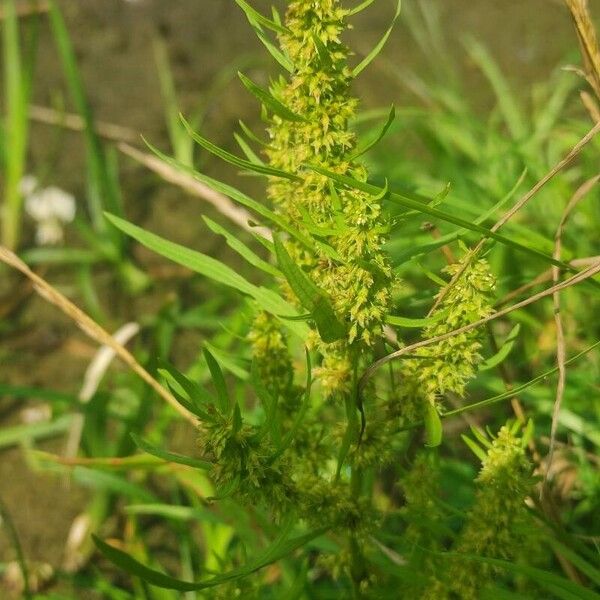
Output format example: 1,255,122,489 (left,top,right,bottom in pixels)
0,0,578,594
